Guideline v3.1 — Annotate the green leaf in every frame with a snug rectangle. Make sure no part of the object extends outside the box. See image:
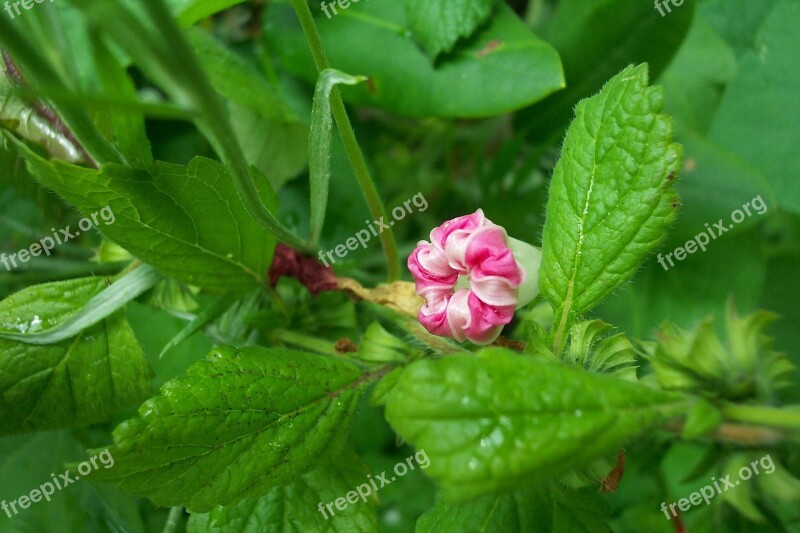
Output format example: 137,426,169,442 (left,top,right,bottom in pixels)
158,292,240,359
658,18,736,135
88,346,368,512
681,400,722,439
72,0,308,250
0,265,161,345
699,0,780,58
266,1,564,118
0,277,153,436
165,0,248,26
518,0,695,141
562,320,638,382
187,450,378,532
417,484,610,533
384,348,690,501
15,142,278,290
186,28,308,189
309,68,367,247
539,64,681,353
0,431,146,532
405,0,495,59
87,30,154,167
720,453,765,522
707,1,800,215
